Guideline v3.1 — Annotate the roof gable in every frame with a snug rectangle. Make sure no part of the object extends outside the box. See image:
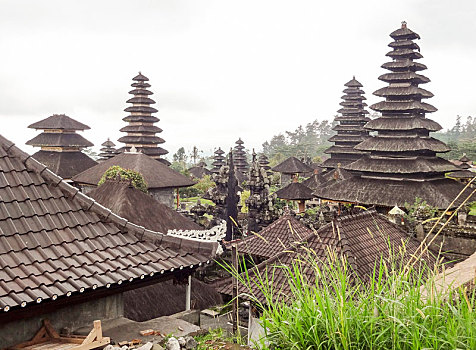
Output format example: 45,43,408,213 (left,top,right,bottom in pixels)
0,135,217,313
